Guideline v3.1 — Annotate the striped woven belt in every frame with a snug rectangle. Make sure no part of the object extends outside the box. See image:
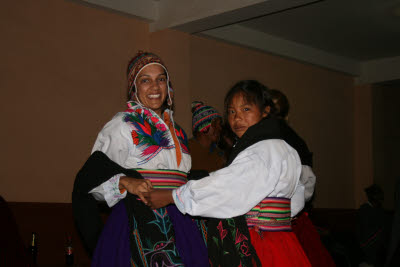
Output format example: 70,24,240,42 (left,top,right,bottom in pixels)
245,197,291,232
133,169,188,189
